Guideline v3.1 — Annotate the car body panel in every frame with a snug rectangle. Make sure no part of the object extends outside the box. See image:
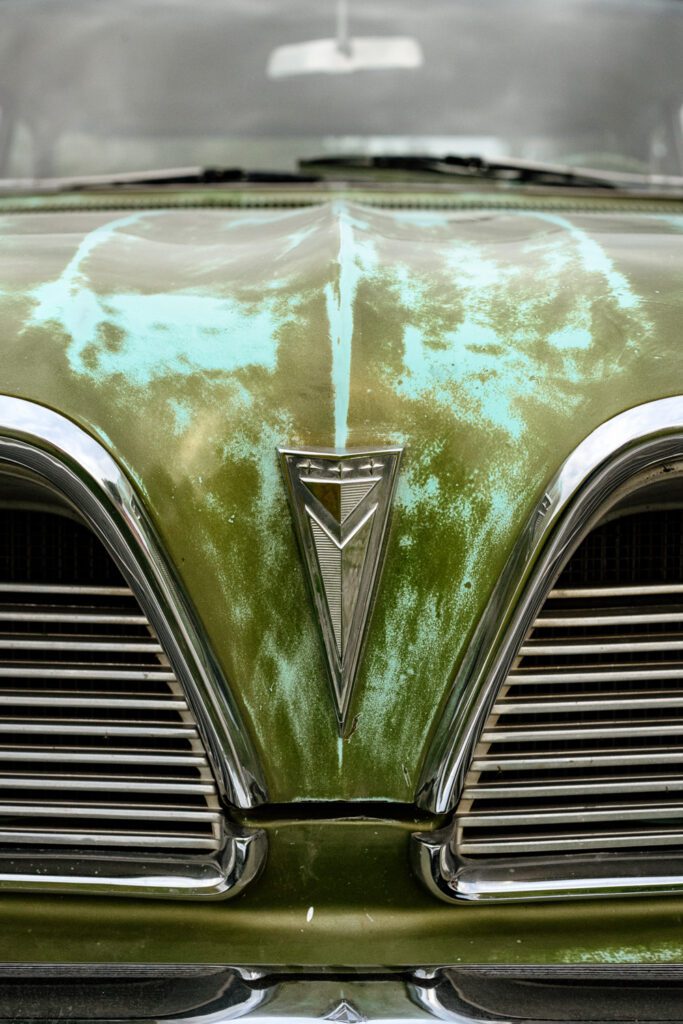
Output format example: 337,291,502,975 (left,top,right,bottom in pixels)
0,187,681,804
